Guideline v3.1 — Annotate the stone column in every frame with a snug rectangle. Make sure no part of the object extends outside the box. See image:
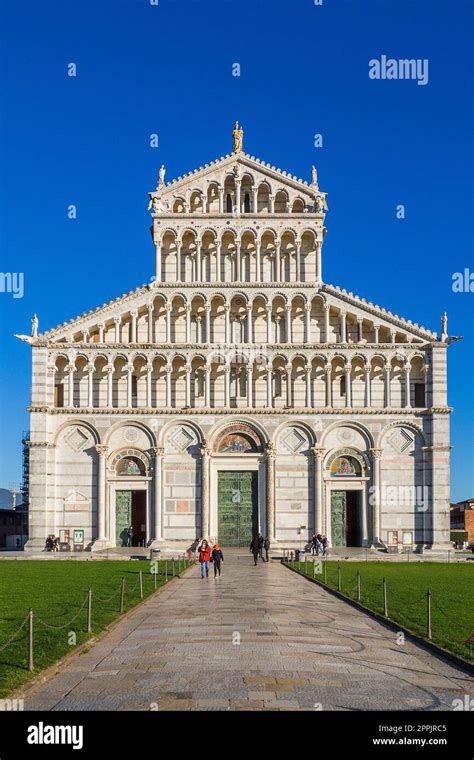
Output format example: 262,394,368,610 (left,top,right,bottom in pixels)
364,366,371,407
344,362,352,407
370,448,383,545
87,364,94,408
390,330,396,344
285,366,292,407
130,310,138,343
312,447,325,535
83,329,90,345
266,305,272,343
384,366,391,408
67,363,74,407
255,239,261,282
269,194,275,214
224,304,231,344
95,445,108,541
324,304,330,343
265,443,276,540
325,366,332,407
185,363,191,407
126,363,133,407
246,365,253,407
215,241,221,282
114,317,121,343
252,186,258,213
357,318,363,342
205,304,211,343
147,304,154,343
246,304,253,343
205,366,211,408
218,187,224,214
374,324,380,343
98,323,104,343
176,241,182,281
155,241,161,283
152,446,164,541
275,241,281,281
305,303,311,343
295,239,301,282
235,241,241,281
146,364,152,407
200,443,211,539
165,366,172,407
196,316,202,344
196,240,202,282
316,242,322,283
224,366,230,407
201,192,206,213
106,365,113,407
305,366,312,407
266,366,273,407
285,304,292,344
404,364,411,408
165,304,172,343
235,180,241,215
185,304,191,343
340,311,347,343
